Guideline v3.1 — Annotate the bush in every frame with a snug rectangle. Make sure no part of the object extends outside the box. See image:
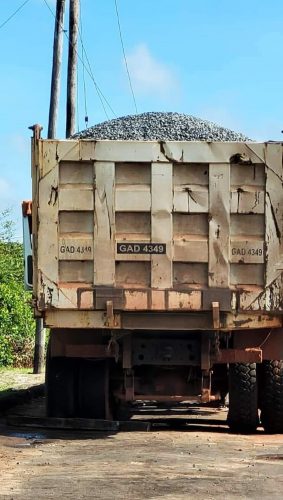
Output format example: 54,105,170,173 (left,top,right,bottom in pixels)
0,210,35,367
